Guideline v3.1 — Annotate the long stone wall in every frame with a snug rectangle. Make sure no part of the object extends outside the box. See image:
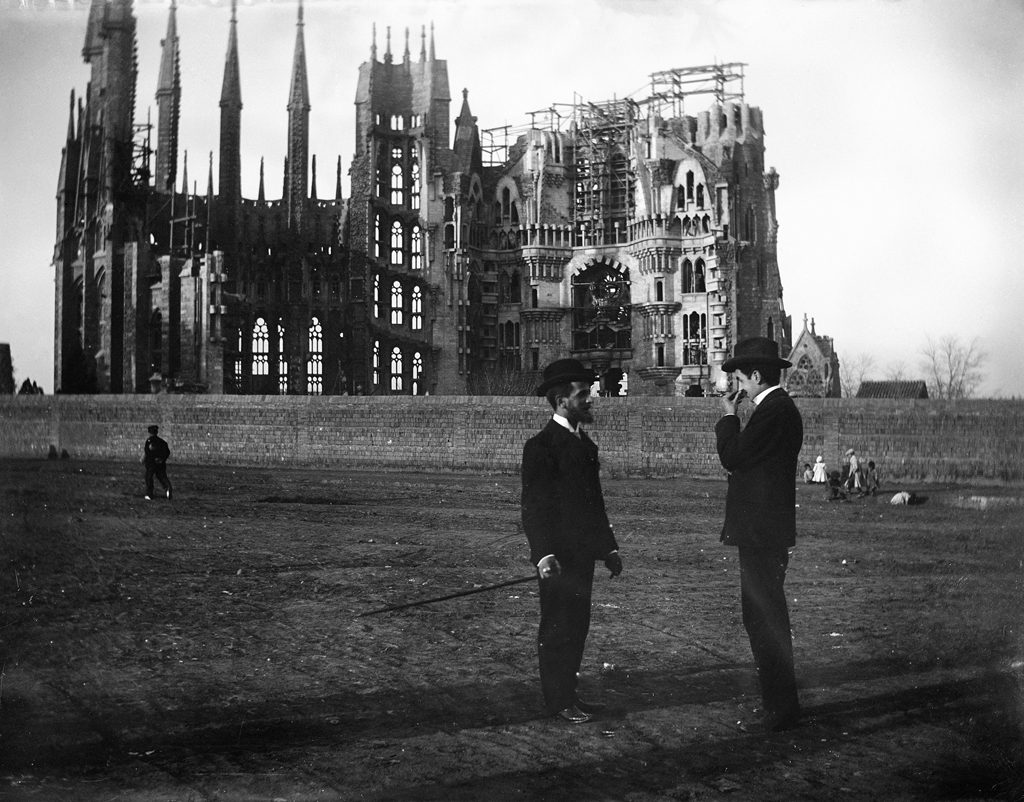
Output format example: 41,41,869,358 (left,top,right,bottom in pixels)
1,395,1022,484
